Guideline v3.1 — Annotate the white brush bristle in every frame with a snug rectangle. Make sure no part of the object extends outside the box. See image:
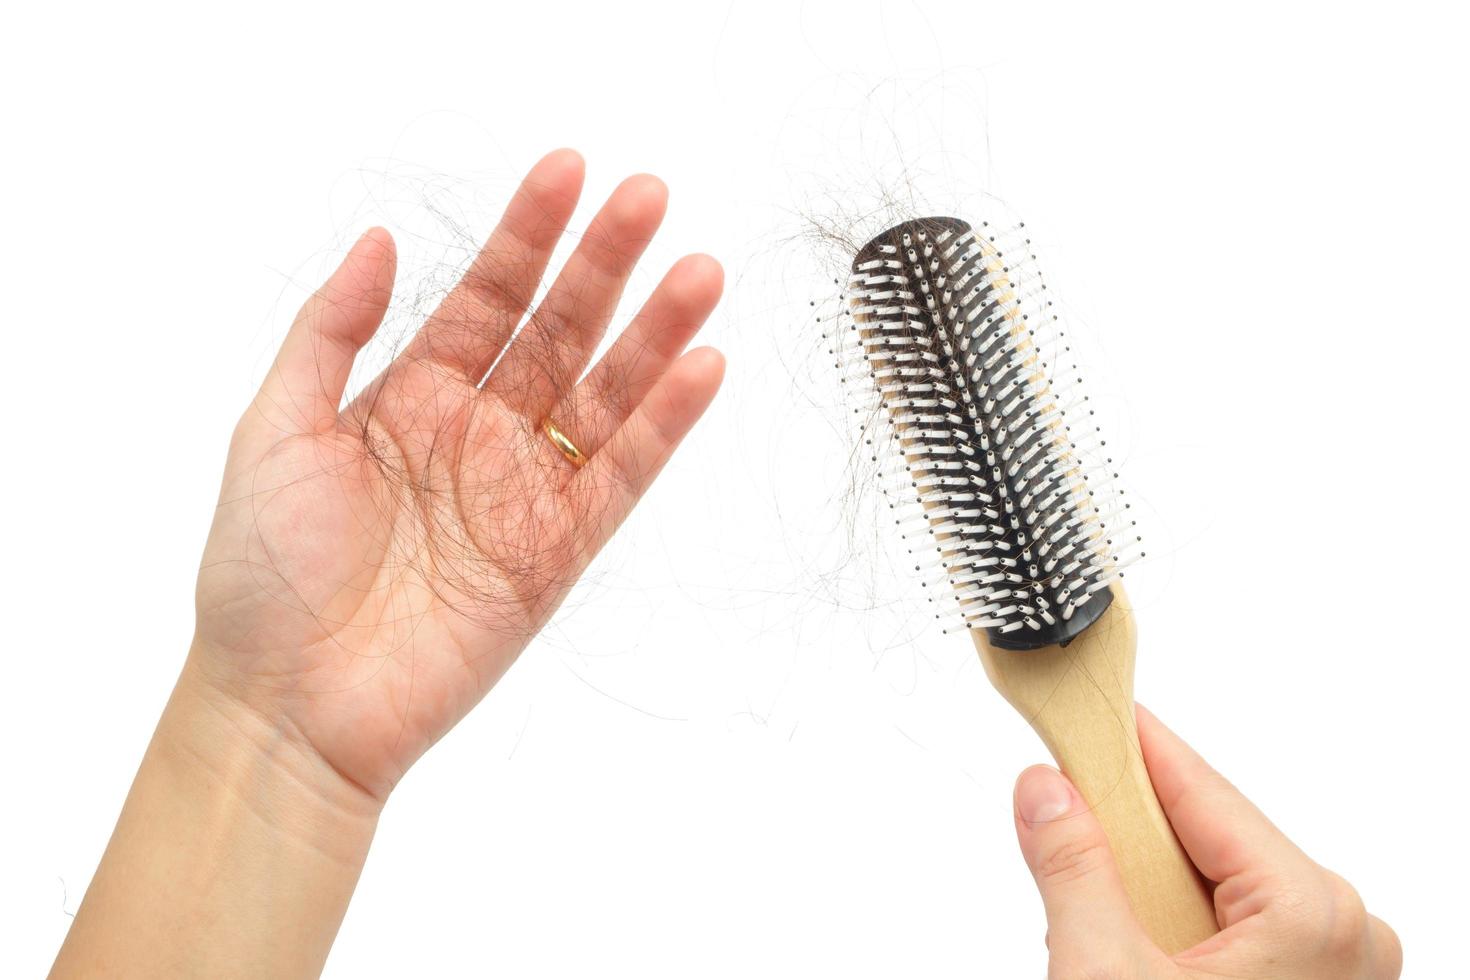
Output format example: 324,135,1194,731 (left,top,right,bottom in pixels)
838,217,1139,649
